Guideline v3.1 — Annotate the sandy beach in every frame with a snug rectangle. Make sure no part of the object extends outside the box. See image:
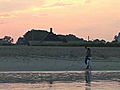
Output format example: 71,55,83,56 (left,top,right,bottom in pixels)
0,81,119,90
0,46,120,71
